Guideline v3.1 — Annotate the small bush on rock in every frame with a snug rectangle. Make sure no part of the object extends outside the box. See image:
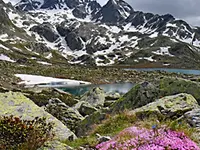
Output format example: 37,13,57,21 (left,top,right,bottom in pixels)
96,126,200,150
0,116,54,150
